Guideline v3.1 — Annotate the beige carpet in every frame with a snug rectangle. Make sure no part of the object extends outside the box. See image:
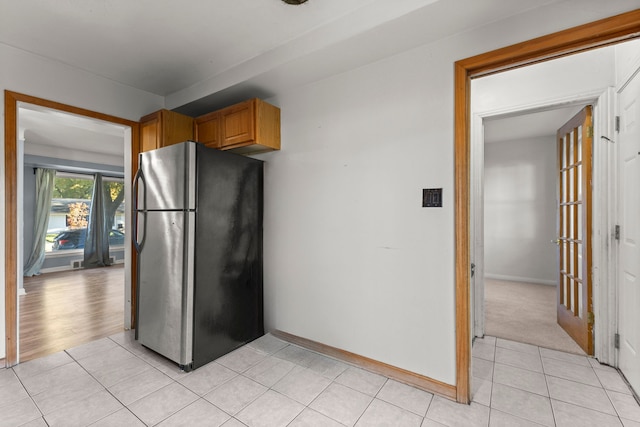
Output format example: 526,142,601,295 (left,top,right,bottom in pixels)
484,278,586,355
